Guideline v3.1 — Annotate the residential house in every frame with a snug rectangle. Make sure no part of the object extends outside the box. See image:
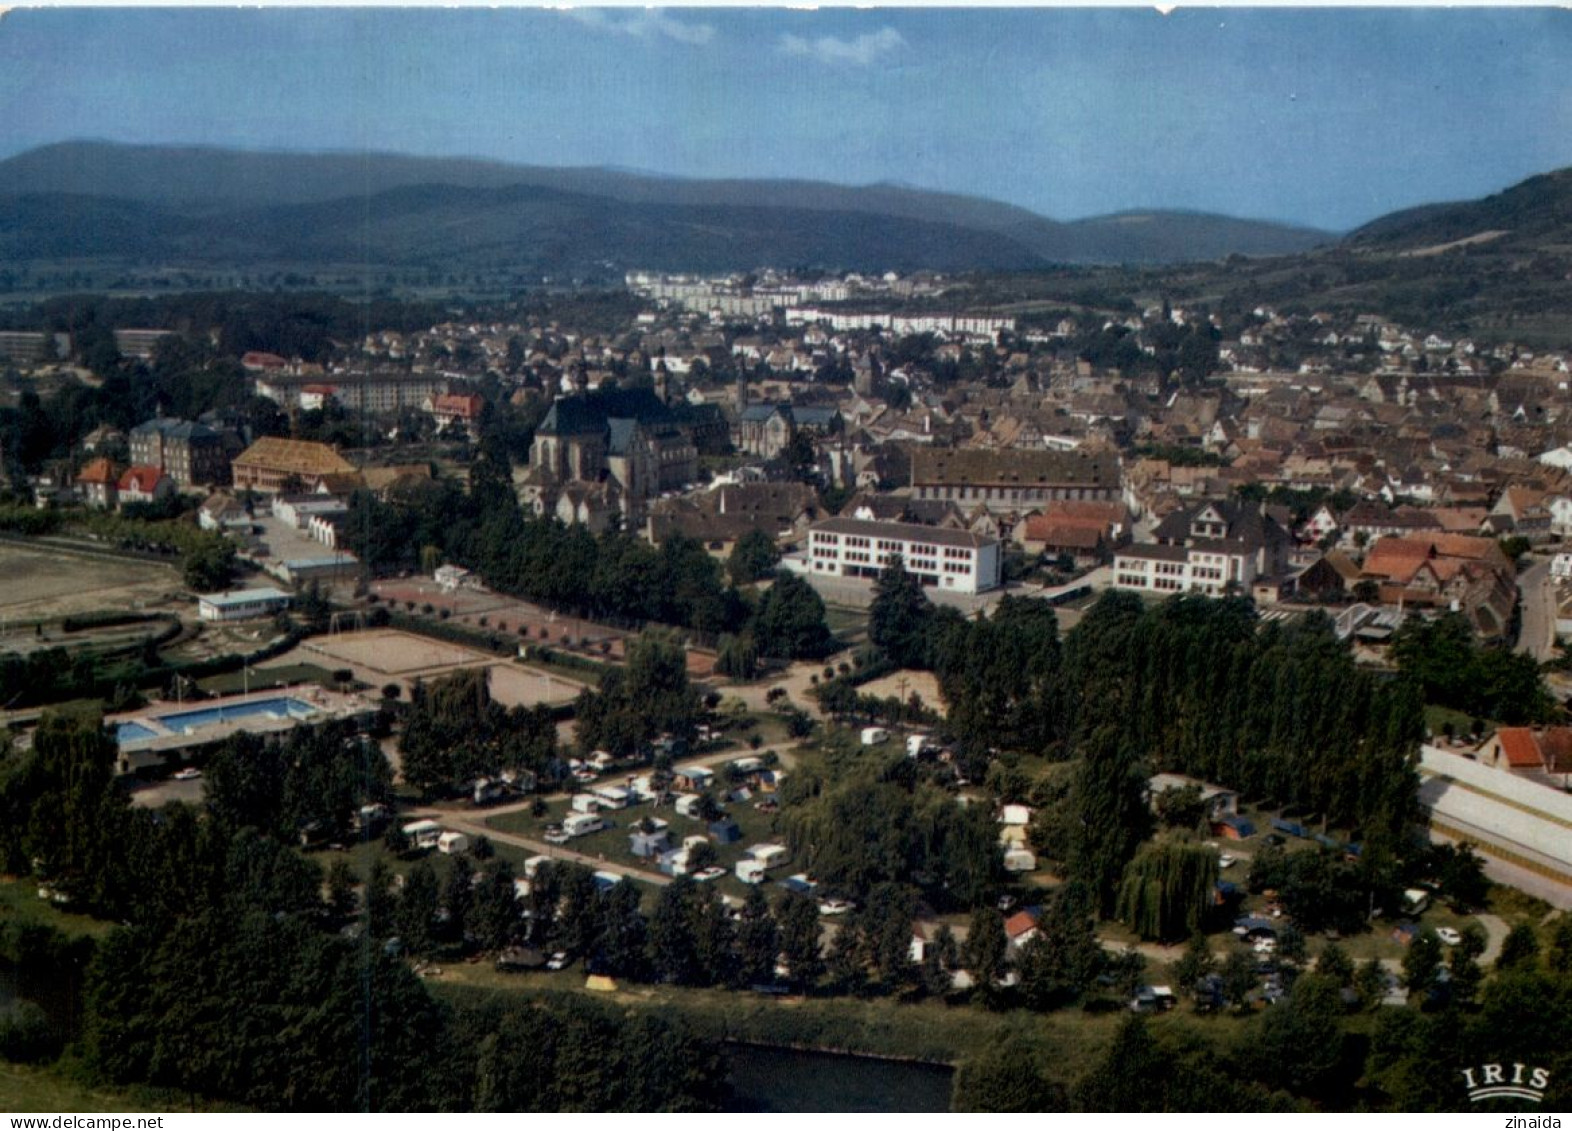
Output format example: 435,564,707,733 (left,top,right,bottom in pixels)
76,457,120,509
1358,534,1517,639
116,465,174,507
1112,499,1290,598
